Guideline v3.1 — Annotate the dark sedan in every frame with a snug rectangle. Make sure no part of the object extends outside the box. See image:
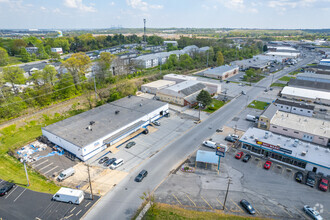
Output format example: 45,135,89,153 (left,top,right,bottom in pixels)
135,170,148,182
104,158,116,167
240,199,256,215
98,156,109,164
295,172,304,183
225,136,236,143
125,141,136,149
0,182,15,196
242,154,251,162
